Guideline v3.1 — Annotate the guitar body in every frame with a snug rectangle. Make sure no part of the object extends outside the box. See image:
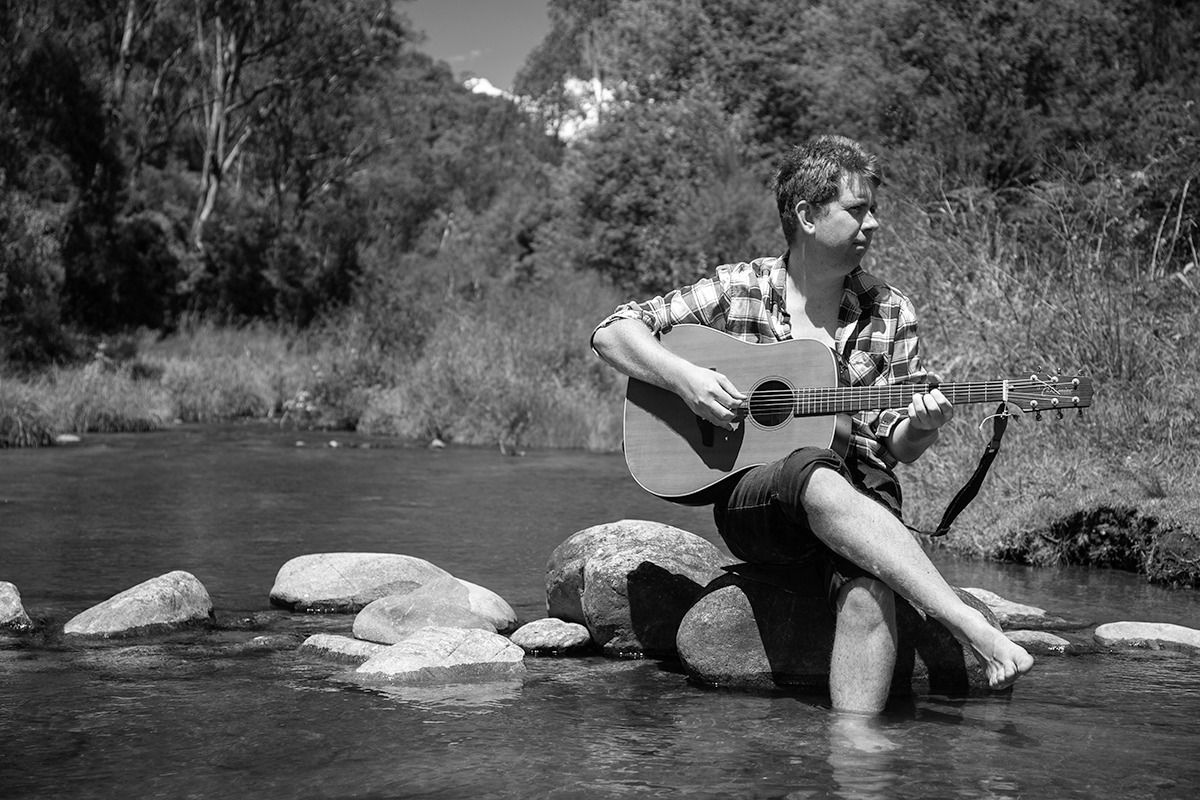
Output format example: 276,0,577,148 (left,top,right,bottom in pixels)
623,325,852,504
622,325,1095,504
